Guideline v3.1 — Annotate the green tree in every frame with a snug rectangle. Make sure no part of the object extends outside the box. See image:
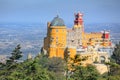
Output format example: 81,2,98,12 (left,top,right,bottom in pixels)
109,42,120,80
42,57,66,80
112,42,120,64
35,54,66,79
0,46,57,80
70,65,100,80
104,62,120,80
69,54,88,72
8,44,23,63
0,56,56,80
